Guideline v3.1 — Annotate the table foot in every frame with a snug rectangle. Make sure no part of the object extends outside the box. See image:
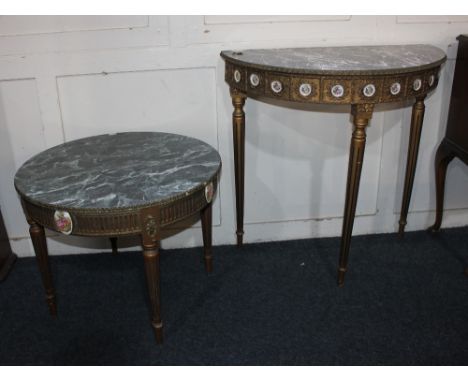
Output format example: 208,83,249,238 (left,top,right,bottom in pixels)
152,321,164,344
337,268,346,287
46,294,57,316
110,237,118,255
204,258,213,273
427,224,440,234
397,221,406,237
236,231,244,247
